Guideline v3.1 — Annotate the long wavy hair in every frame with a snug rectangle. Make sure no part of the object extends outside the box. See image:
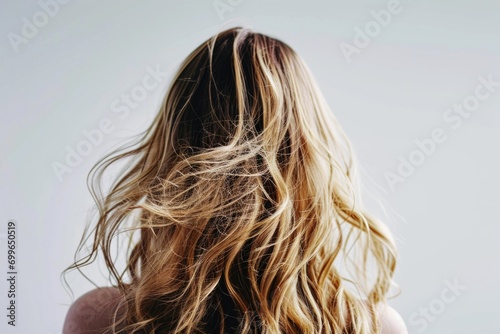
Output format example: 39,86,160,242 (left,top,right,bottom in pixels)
64,27,397,333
